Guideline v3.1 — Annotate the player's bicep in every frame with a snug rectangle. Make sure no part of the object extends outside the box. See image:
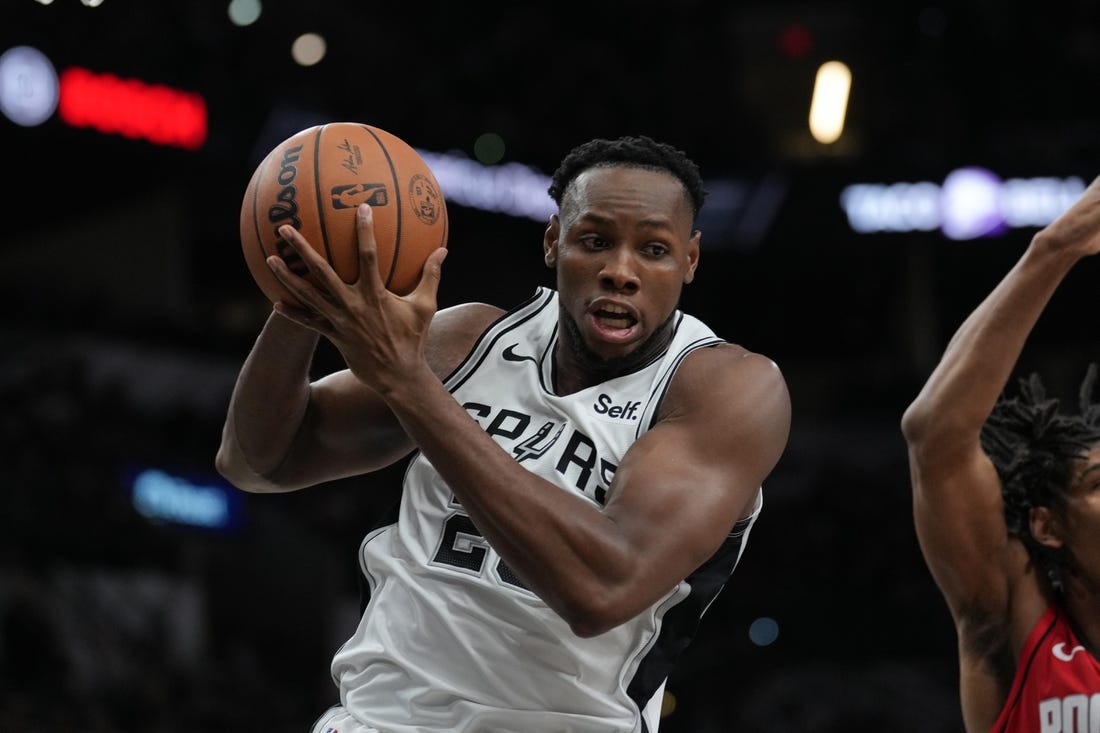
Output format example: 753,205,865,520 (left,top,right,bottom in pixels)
603,352,790,600
910,446,1014,619
275,304,501,485
271,371,413,485
605,427,759,583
